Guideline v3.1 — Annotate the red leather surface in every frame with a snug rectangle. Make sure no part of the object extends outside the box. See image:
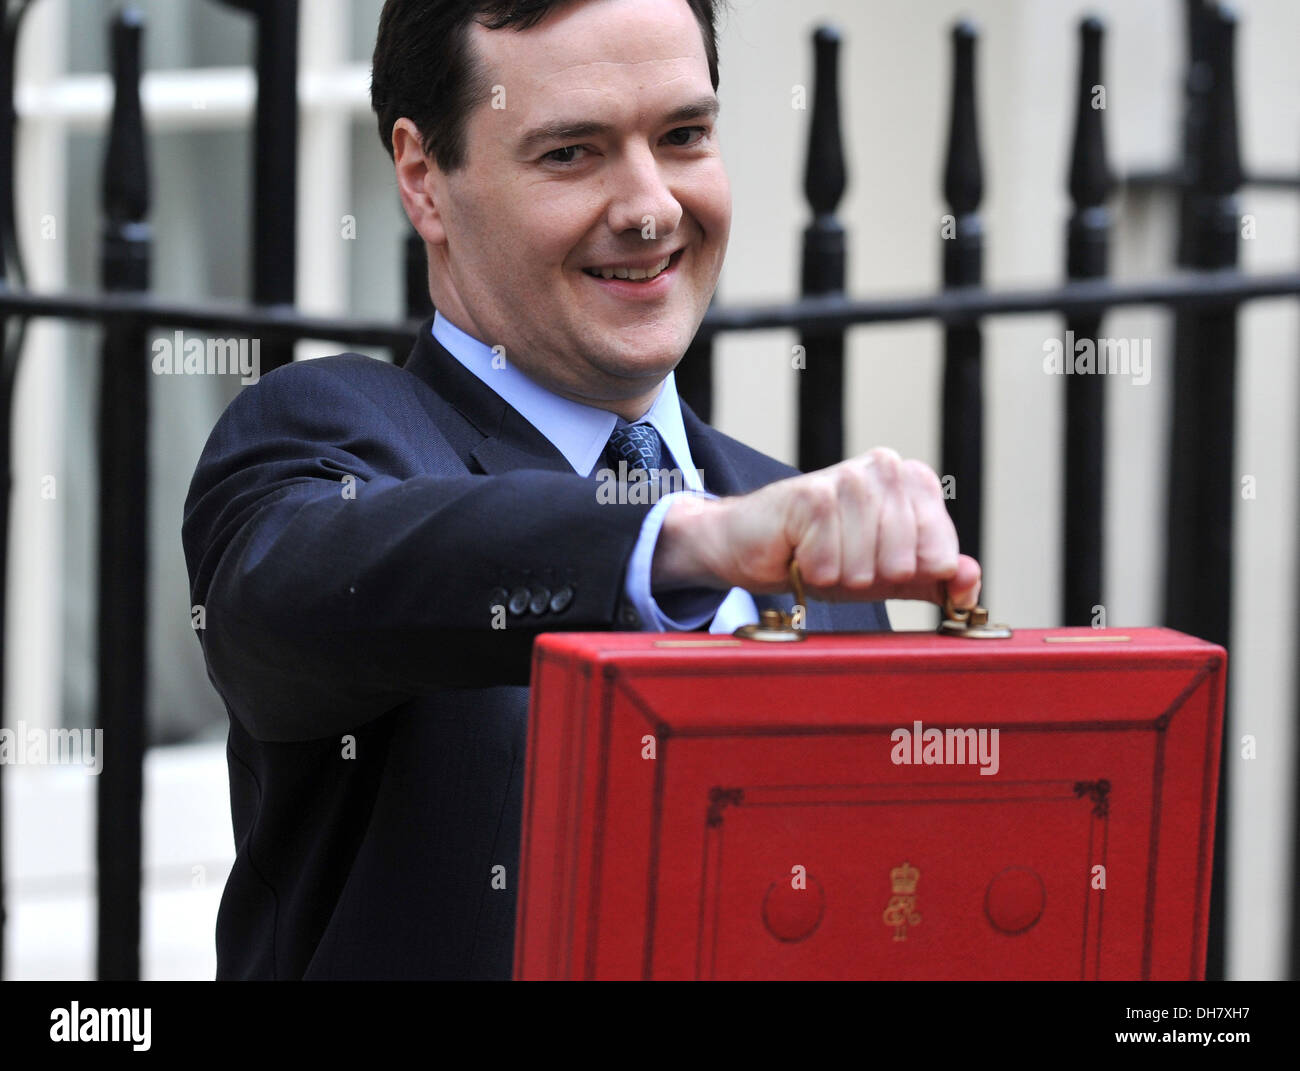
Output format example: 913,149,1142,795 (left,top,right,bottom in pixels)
514,627,1225,980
